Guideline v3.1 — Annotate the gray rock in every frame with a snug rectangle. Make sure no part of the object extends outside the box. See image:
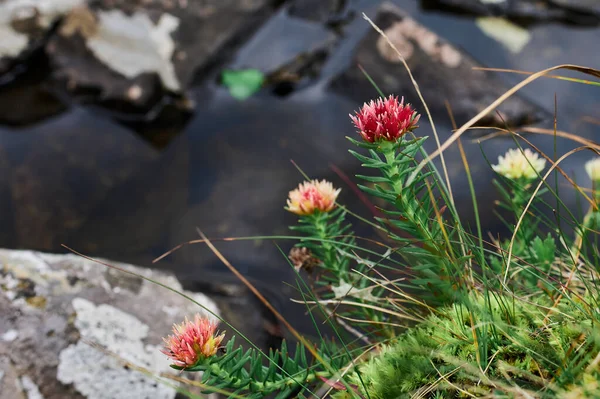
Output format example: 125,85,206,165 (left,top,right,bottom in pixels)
45,0,280,112
287,0,354,27
330,2,546,129
421,0,600,26
0,0,280,132
228,8,337,96
0,249,220,399
0,0,85,75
